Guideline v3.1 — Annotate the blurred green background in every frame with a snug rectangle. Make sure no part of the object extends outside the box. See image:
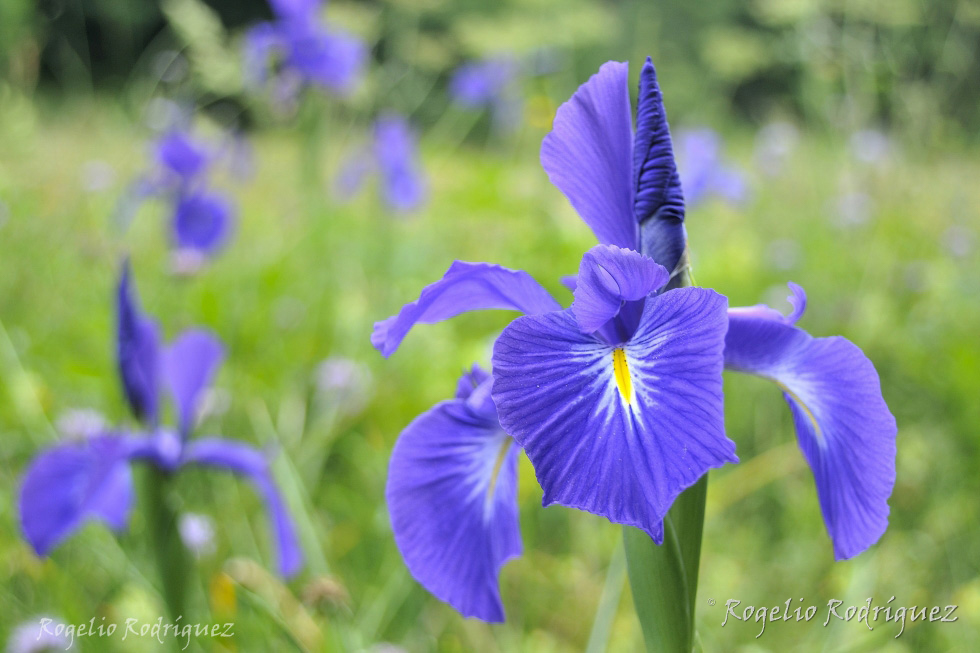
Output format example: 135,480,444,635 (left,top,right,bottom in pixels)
1,0,978,650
